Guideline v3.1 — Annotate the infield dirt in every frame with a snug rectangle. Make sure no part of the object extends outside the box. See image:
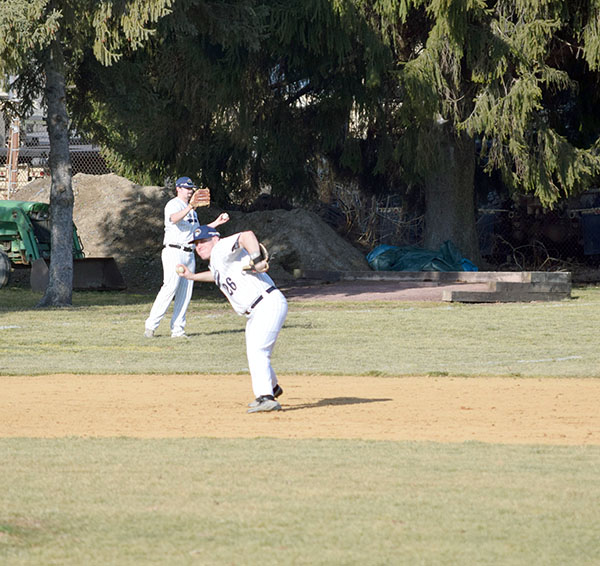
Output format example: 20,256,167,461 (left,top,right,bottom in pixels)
2,374,598,445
